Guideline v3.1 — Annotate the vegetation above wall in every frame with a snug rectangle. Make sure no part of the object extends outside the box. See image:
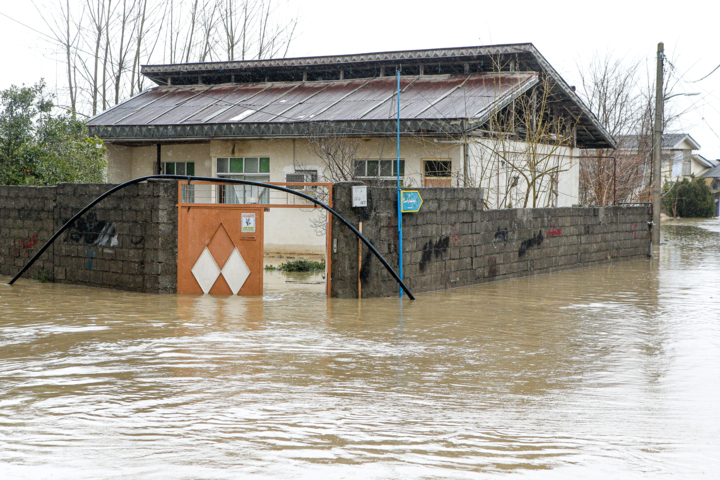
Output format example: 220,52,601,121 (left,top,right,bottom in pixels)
0,81,106,186
663,177,716,218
